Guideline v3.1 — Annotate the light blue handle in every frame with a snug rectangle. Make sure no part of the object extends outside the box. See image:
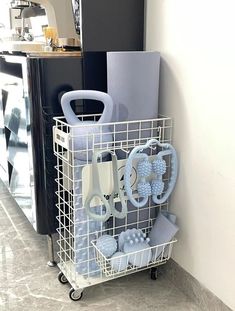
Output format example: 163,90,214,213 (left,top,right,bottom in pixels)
108,153,127,219
152,146,178,204
61,90,114,125
84,150,113,222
